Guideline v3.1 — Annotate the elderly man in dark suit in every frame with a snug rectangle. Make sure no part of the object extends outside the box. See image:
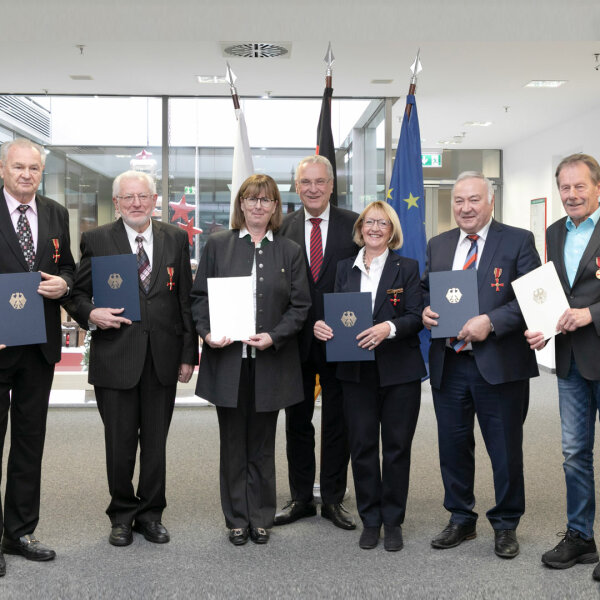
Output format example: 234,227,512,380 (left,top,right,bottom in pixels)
0,138,75,574
275,155,359,530
66,170,197,547
526,154,600,581
422,171,540,559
